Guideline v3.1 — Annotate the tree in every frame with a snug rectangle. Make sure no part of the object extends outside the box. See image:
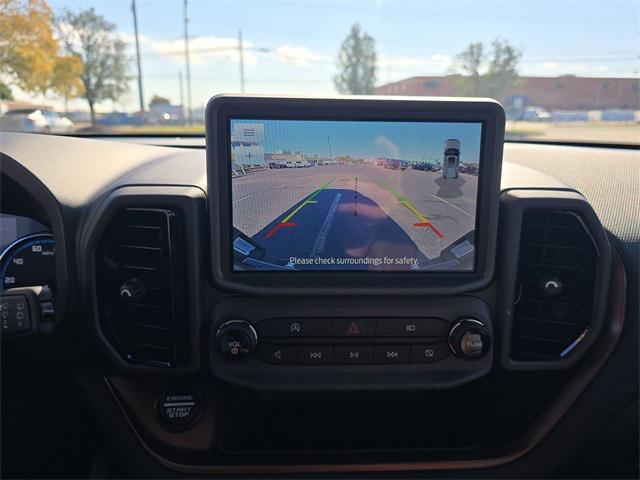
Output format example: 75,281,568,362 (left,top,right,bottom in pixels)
57,8,130,125
1,1,86,103
0,82,13,100
0,0,58,94
149,95,170,109
334,23,377,95
50,55,84,111
452,42,484,96
450,39,522,101
483,39,522,100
